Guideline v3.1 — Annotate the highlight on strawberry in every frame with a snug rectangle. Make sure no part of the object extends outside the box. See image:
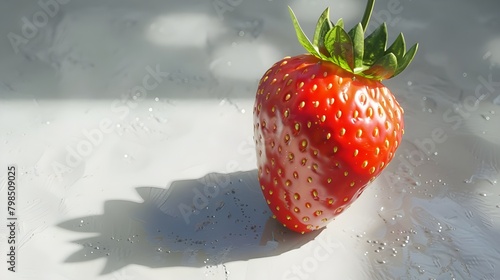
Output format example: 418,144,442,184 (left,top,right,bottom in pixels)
253,0,418,233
